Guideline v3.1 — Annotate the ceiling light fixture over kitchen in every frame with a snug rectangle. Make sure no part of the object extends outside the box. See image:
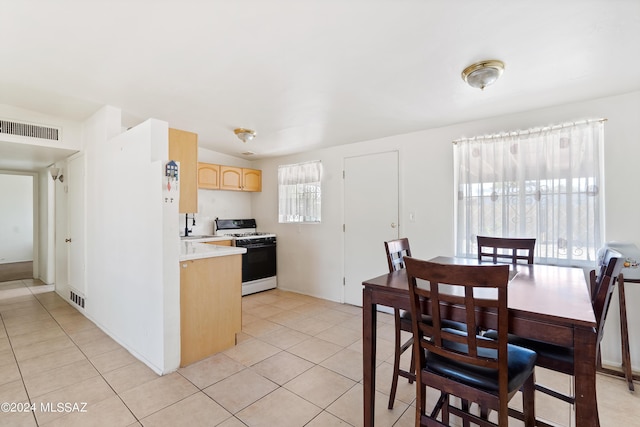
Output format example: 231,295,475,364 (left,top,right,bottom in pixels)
461,60,505,90
234,128,256,143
